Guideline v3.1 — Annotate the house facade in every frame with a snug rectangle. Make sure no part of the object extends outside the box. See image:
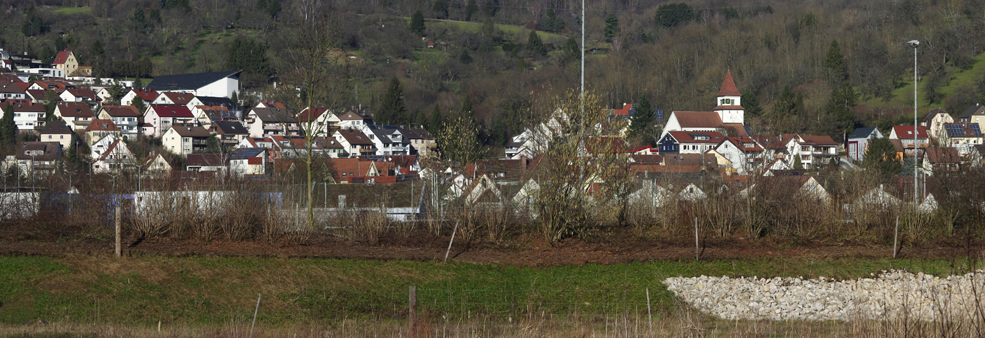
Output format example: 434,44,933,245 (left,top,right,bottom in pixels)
847,127,884,162
785,134,839,169
144,105,196,137
245,107,300,138
162,125,211,157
